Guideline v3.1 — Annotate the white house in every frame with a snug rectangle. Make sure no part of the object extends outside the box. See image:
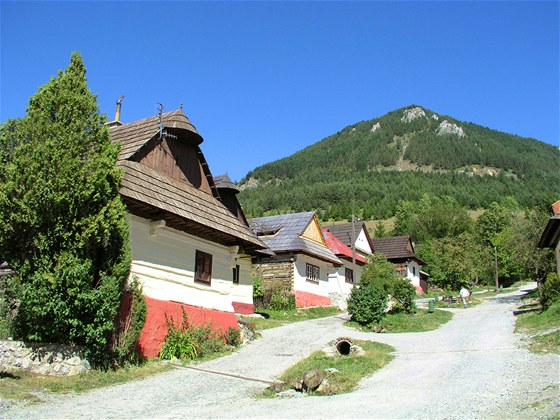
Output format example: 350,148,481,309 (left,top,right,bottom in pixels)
249,212,342,308
108,108,267,358
322,229,367,309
